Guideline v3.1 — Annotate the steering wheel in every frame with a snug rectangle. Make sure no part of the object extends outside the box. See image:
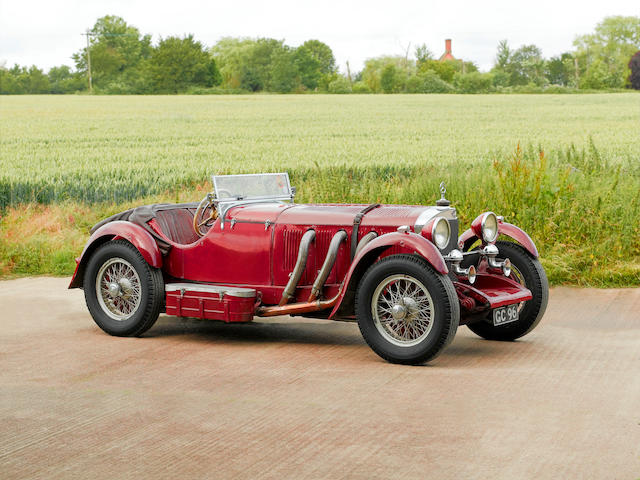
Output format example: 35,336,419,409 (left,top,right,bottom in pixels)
193,193,218,237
